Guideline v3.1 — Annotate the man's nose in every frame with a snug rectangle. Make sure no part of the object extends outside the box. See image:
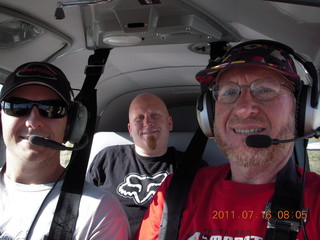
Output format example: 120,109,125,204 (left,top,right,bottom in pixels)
143,115,154,126
25,106,44,129
233,89,260,119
